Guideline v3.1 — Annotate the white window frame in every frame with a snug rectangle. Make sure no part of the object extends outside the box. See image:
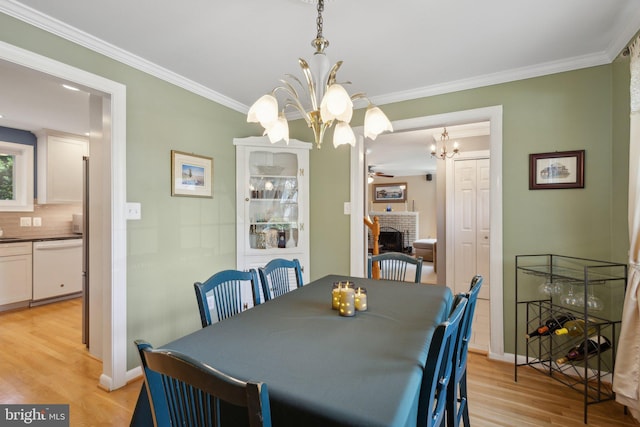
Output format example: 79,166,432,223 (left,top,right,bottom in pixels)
0,140,34,212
